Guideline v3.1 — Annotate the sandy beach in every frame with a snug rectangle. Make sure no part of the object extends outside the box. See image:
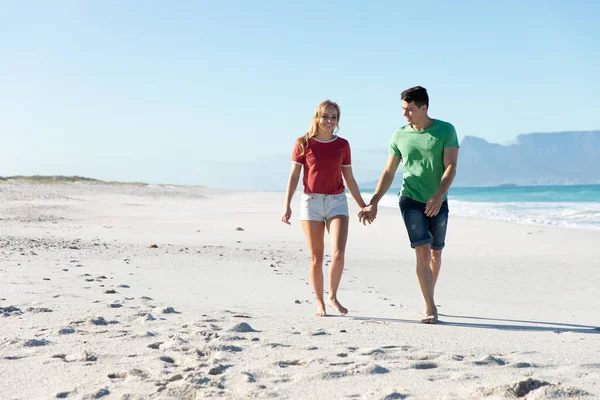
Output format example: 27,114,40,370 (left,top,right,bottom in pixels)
1,182,599,399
